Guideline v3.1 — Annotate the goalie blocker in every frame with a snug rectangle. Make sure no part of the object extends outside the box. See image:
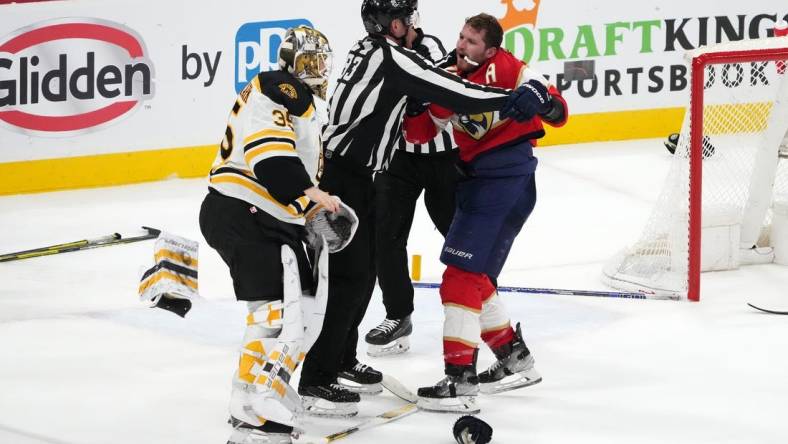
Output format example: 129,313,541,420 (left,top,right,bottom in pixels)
138,231,199,317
